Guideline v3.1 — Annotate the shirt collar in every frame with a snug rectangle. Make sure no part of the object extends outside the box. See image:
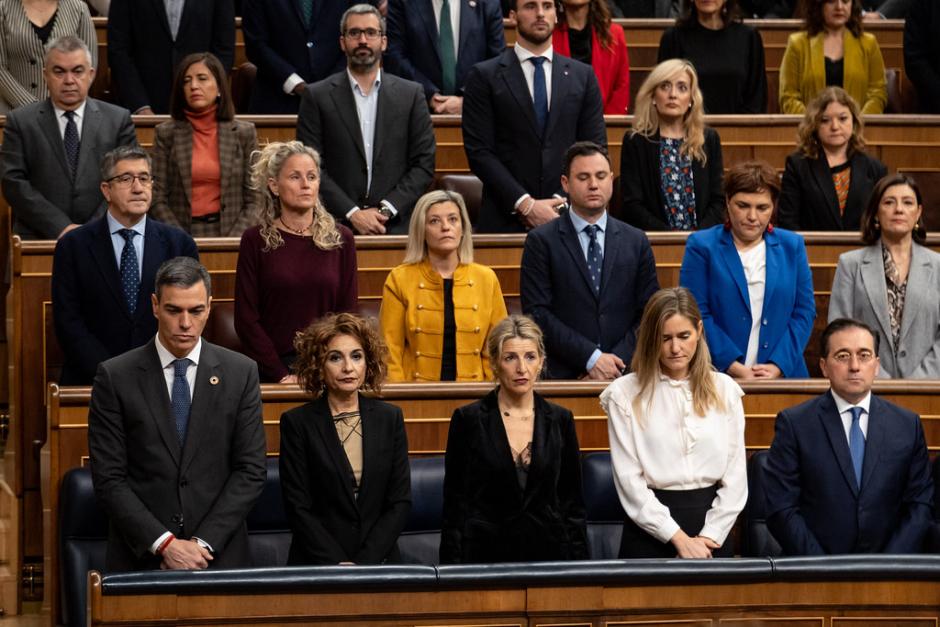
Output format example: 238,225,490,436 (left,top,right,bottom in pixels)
514,43,554,65
155,334,203,369
53,99,87,122
830,389,871,415
568,208,607,234
347,68,381,95
107,211,147,237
